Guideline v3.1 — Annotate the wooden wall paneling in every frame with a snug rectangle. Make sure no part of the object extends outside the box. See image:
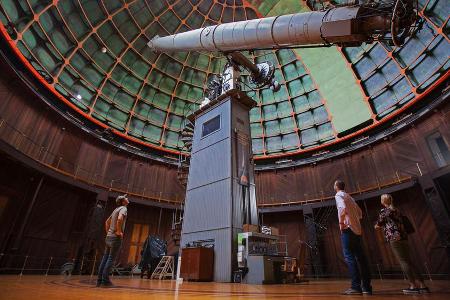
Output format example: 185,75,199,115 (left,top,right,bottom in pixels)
370,144,396,186
17,180,95,263
56,131,82,174
317,211,347,276
401,188,448,275
0,160,36,254
346,153,371,192
263,170,274,204
284,168,299,203
390,132,424,177
104,151,128,189
18,110,50,160
314,159,342,197
295,167,316,202
411,127,435,175
0,76,15,113
271,170,285,203
265,170,279,204
75,141,108,183
134,160,155,196
255,172,267,204
159,208,179,255
302,165,317,201
141,163,156,198
278,169,291,203
291,168,303,202
261,211,305,263
342,155,360,192
126,158,141,193
275,169,295,203
25,182,76,242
